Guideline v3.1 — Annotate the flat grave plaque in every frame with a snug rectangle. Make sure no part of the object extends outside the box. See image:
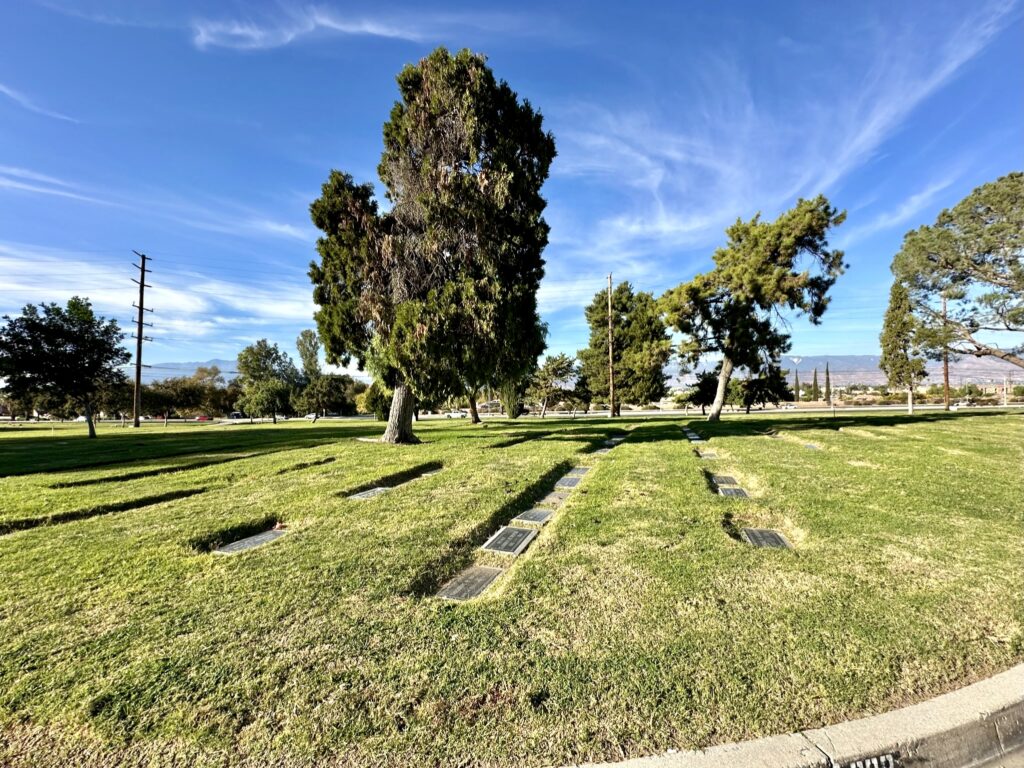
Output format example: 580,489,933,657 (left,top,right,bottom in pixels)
691,439,707,444
718,486,749,499
481,526,537,556
214,529,286,555
349,486,388,500
566,466,591,477
697,451,718,459
436,566,503,600
609,437,626,444
538,491,569,506
594,448,611,455
804,444,821,451
712,475,739,486
741,527,791,549
512,508,553,525
555,476,581,489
